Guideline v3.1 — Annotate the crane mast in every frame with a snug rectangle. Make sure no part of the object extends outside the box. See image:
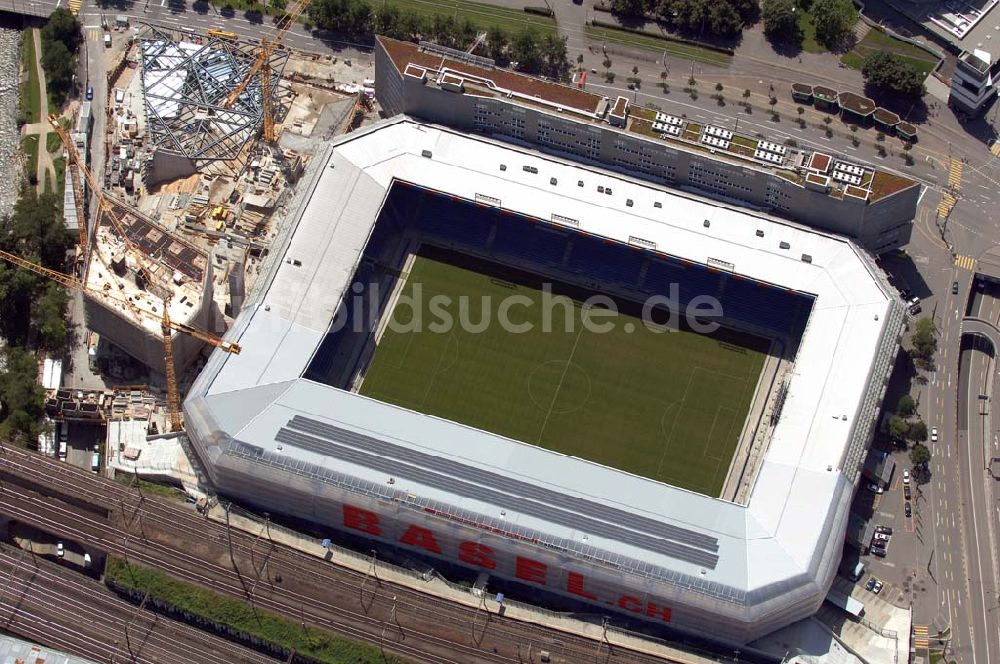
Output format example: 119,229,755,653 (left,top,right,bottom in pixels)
0,250,241,432
222,0,311,142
